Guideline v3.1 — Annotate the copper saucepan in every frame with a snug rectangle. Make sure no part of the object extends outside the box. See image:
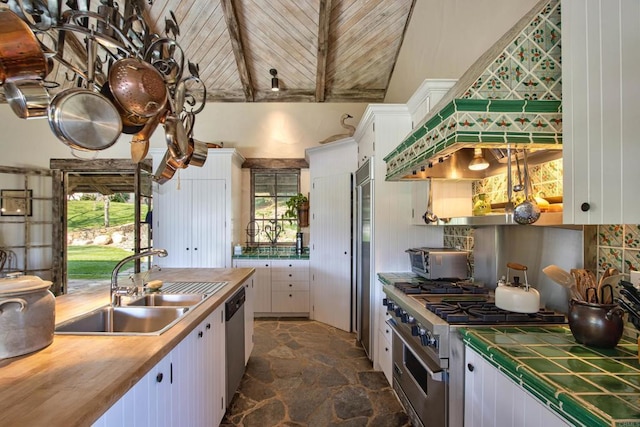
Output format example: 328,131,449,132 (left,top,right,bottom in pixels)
0,9,50,84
